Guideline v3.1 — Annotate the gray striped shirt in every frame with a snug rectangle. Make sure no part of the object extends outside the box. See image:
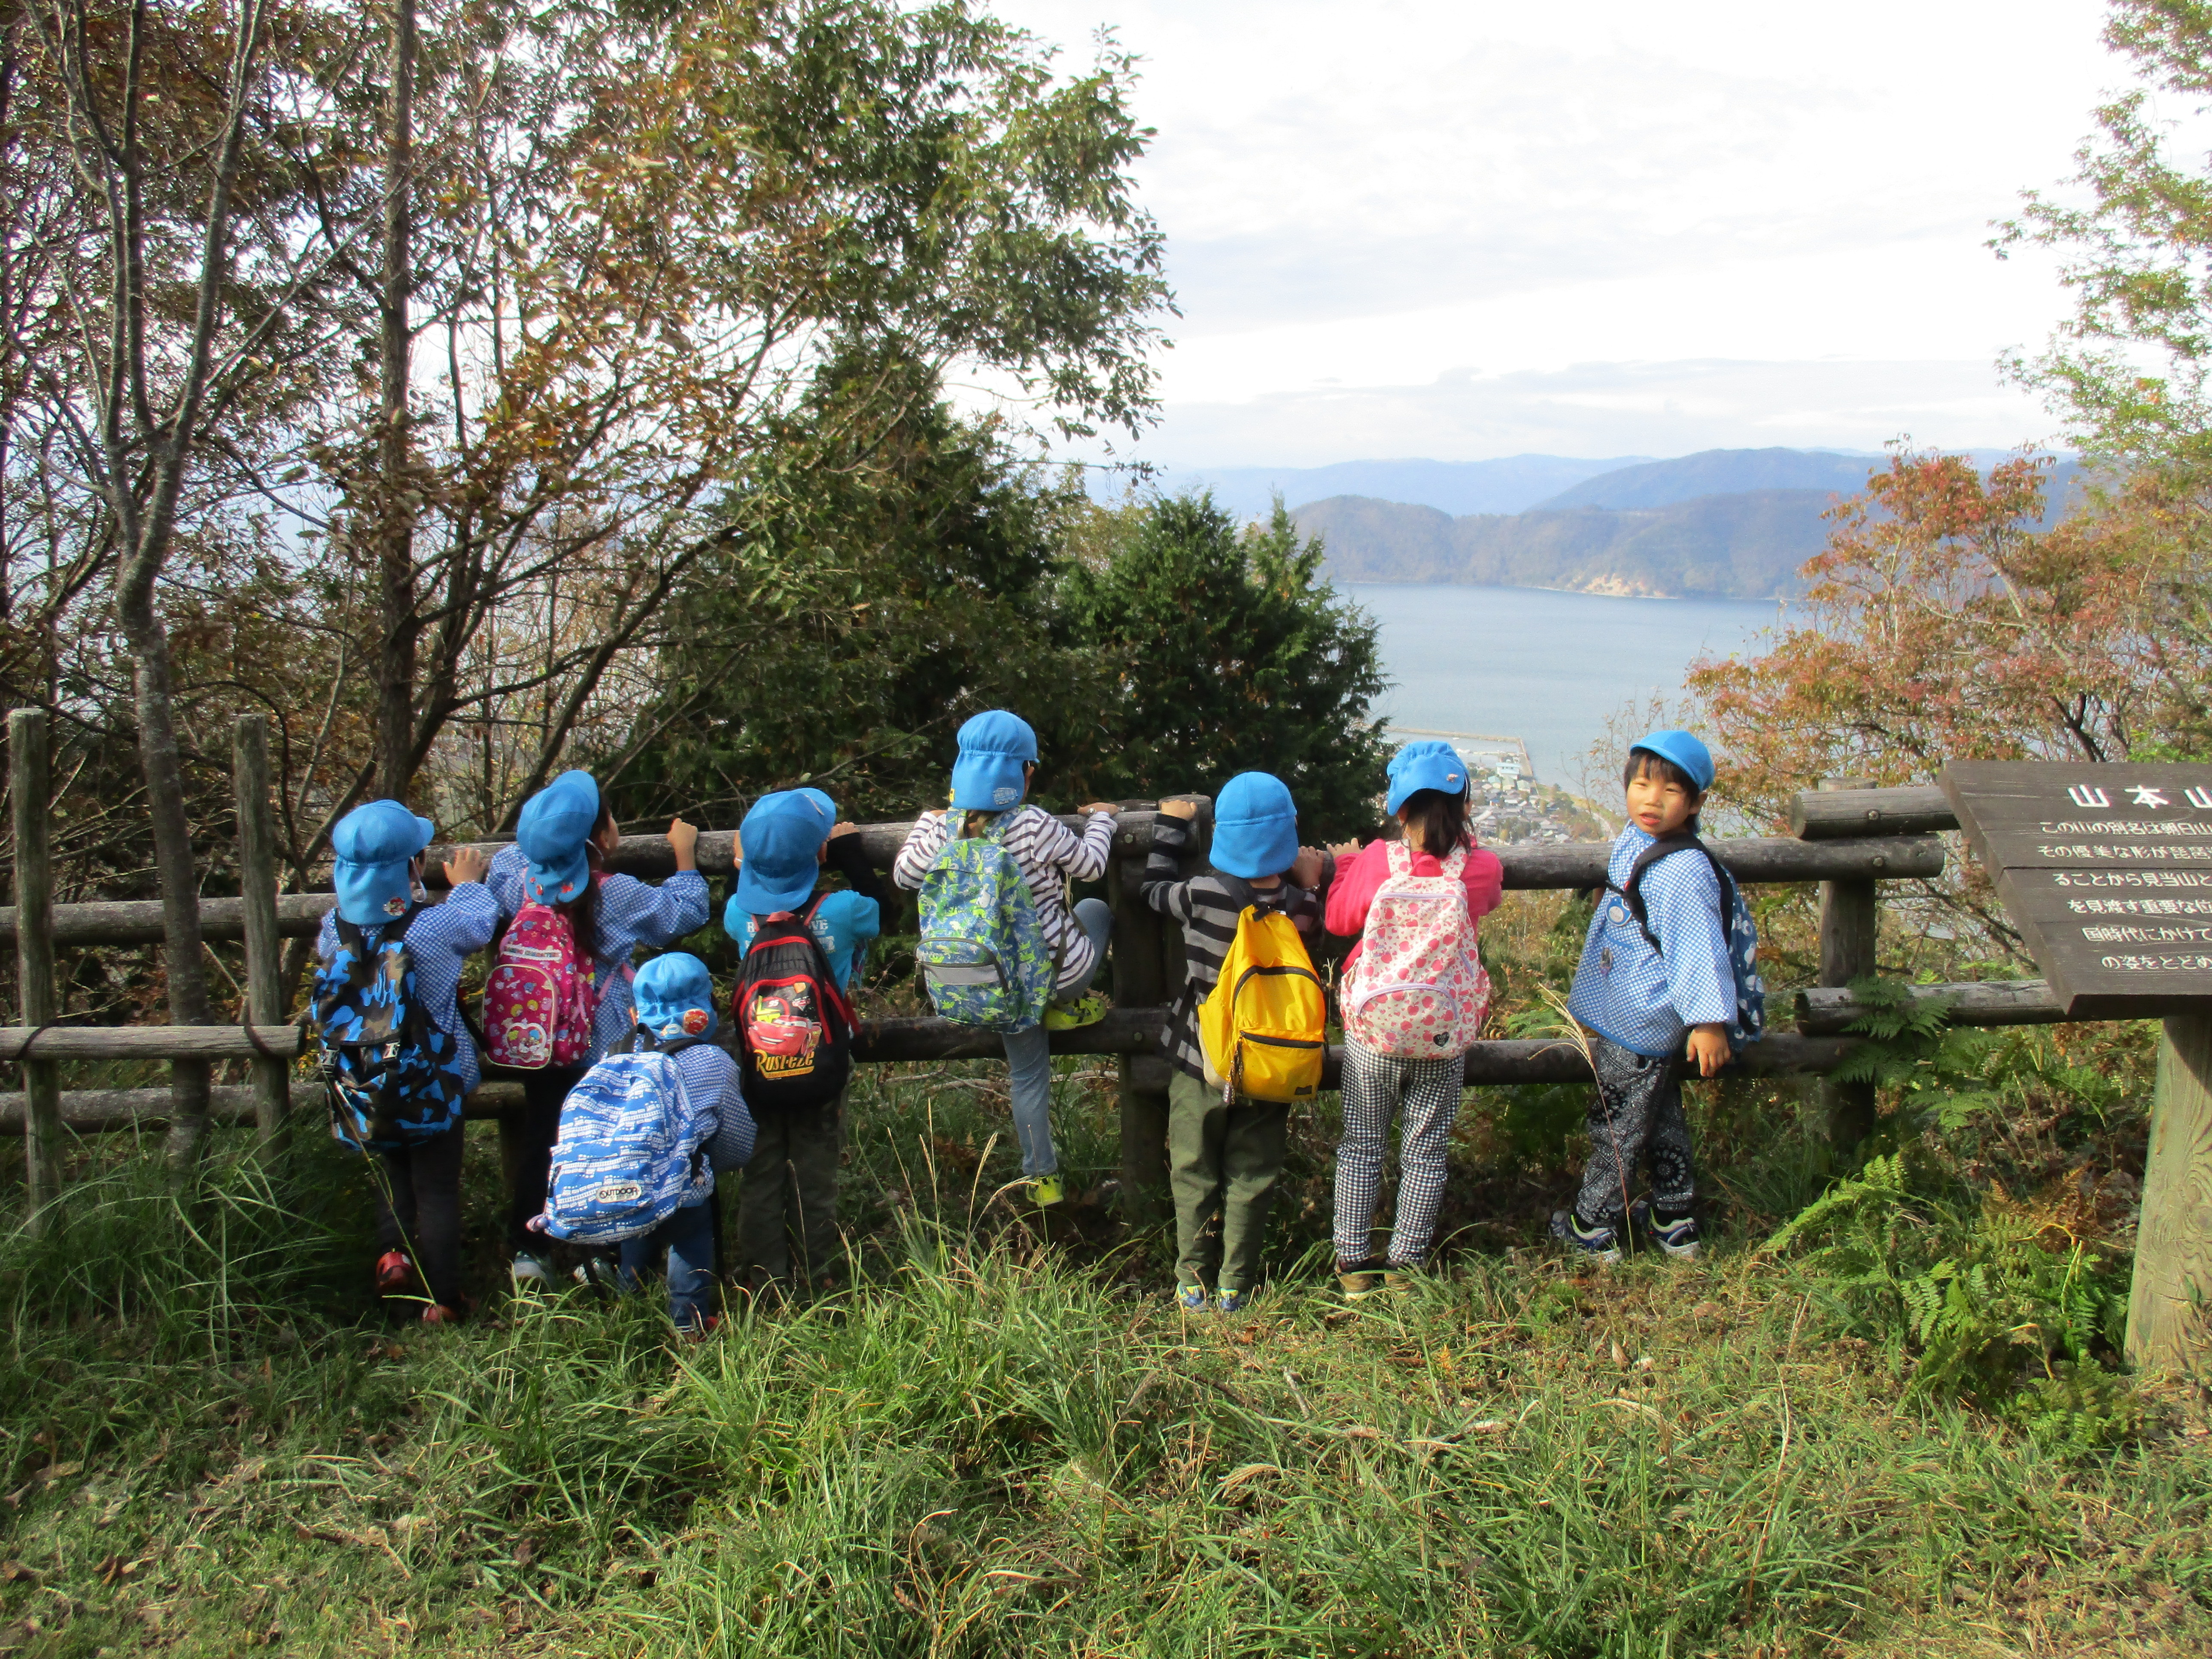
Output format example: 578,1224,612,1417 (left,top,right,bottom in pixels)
893,805,1115,991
